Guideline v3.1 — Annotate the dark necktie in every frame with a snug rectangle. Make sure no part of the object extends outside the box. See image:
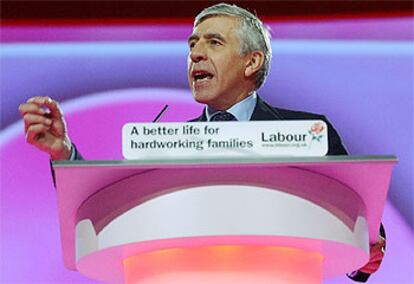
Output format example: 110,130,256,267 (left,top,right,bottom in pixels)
210,111,238,121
